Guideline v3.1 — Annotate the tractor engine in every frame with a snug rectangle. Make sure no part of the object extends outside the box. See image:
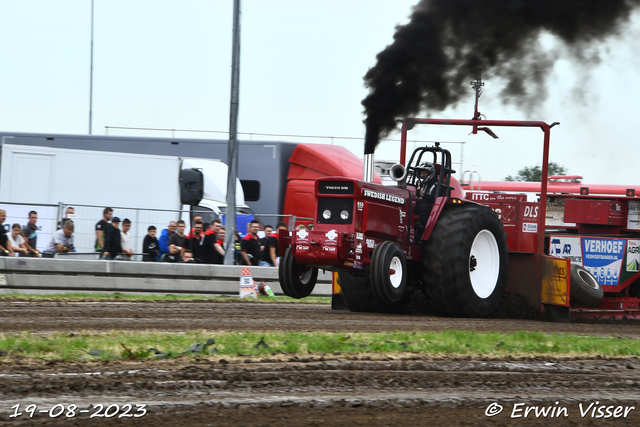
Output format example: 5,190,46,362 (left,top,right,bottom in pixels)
288,178,417,272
